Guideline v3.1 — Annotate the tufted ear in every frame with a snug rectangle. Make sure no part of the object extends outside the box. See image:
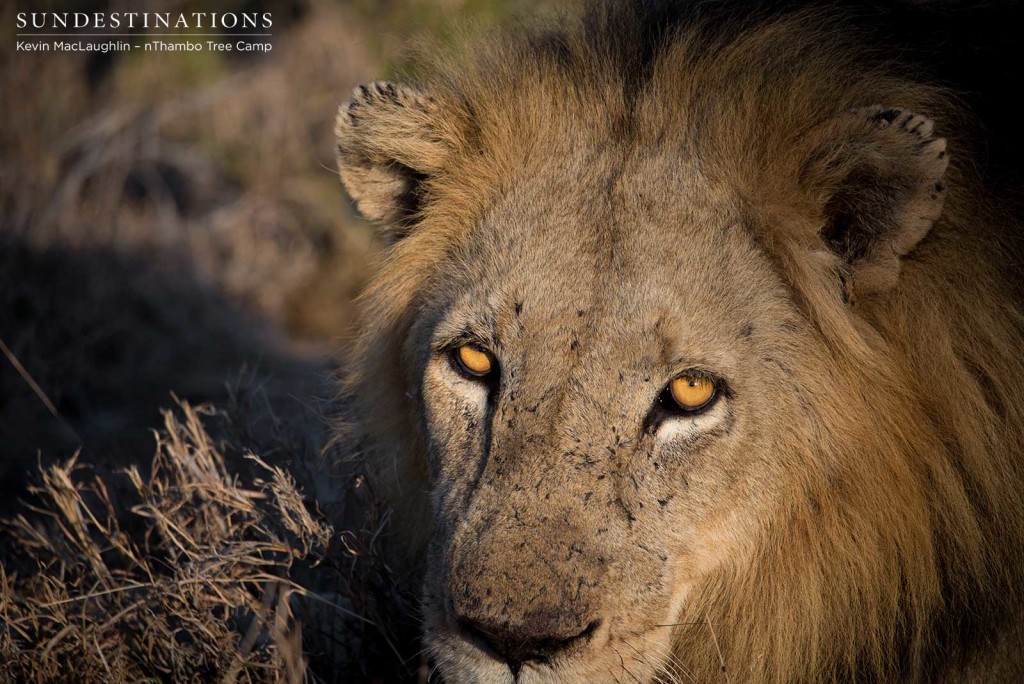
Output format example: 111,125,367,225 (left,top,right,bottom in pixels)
335,81,451,242
803,106,949,299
